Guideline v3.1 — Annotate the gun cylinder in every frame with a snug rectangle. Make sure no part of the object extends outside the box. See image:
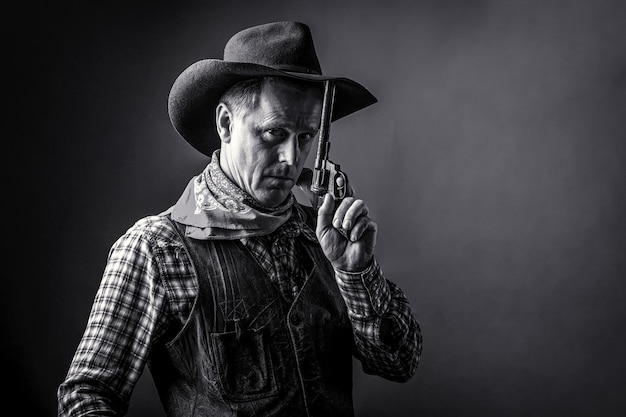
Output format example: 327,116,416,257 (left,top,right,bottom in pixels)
311,169,329,195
